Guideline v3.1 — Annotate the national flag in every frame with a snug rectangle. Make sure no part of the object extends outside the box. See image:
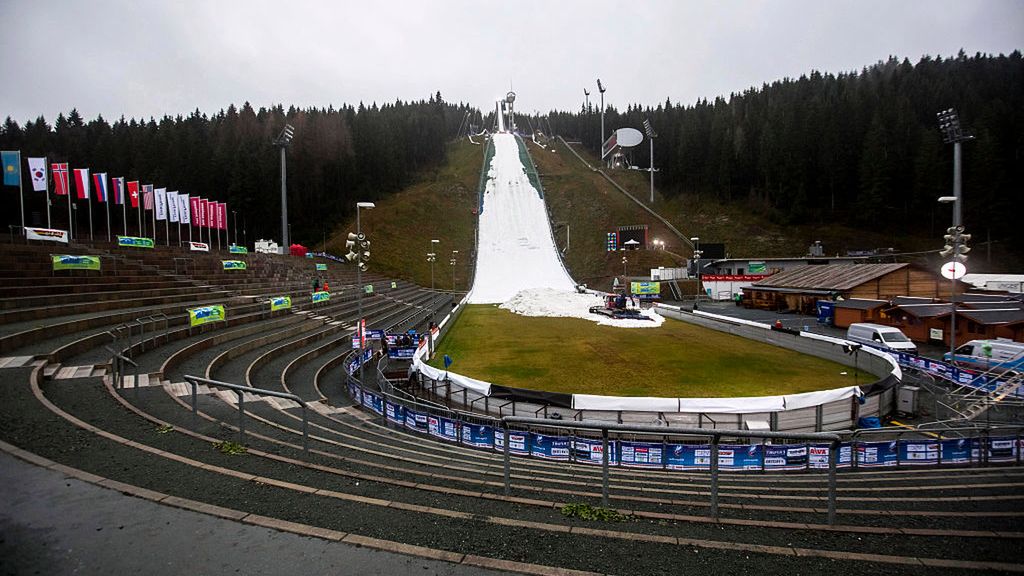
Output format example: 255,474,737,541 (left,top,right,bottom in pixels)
27,157,47,191
167,191,179,222
189,196,200,226
92,173,109,202
52,163,70,195
127,181,139,208
142,185,154,210
179,194,191,225
1,151,20,186
219,202,228,230
155,188,167,220
111,177,126,205
73,168,90,199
